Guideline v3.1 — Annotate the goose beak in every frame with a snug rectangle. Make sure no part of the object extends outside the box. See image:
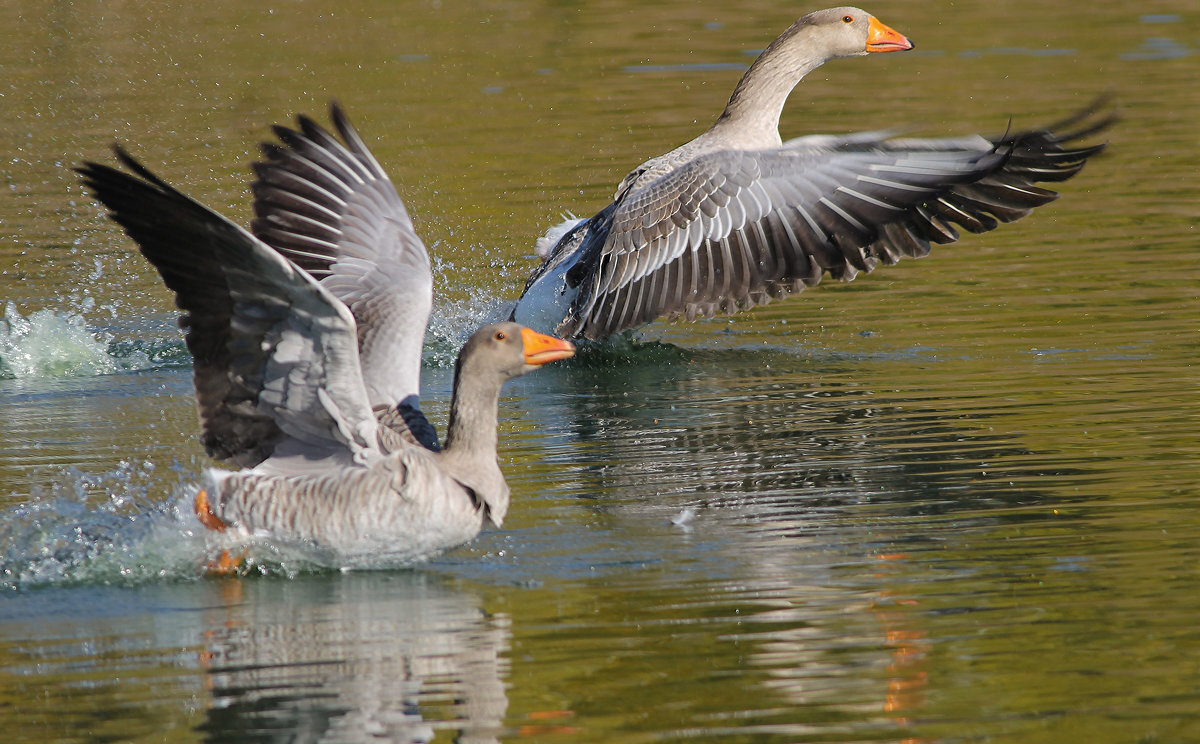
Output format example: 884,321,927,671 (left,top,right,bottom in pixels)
866,16,913,53
521,327,576,365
